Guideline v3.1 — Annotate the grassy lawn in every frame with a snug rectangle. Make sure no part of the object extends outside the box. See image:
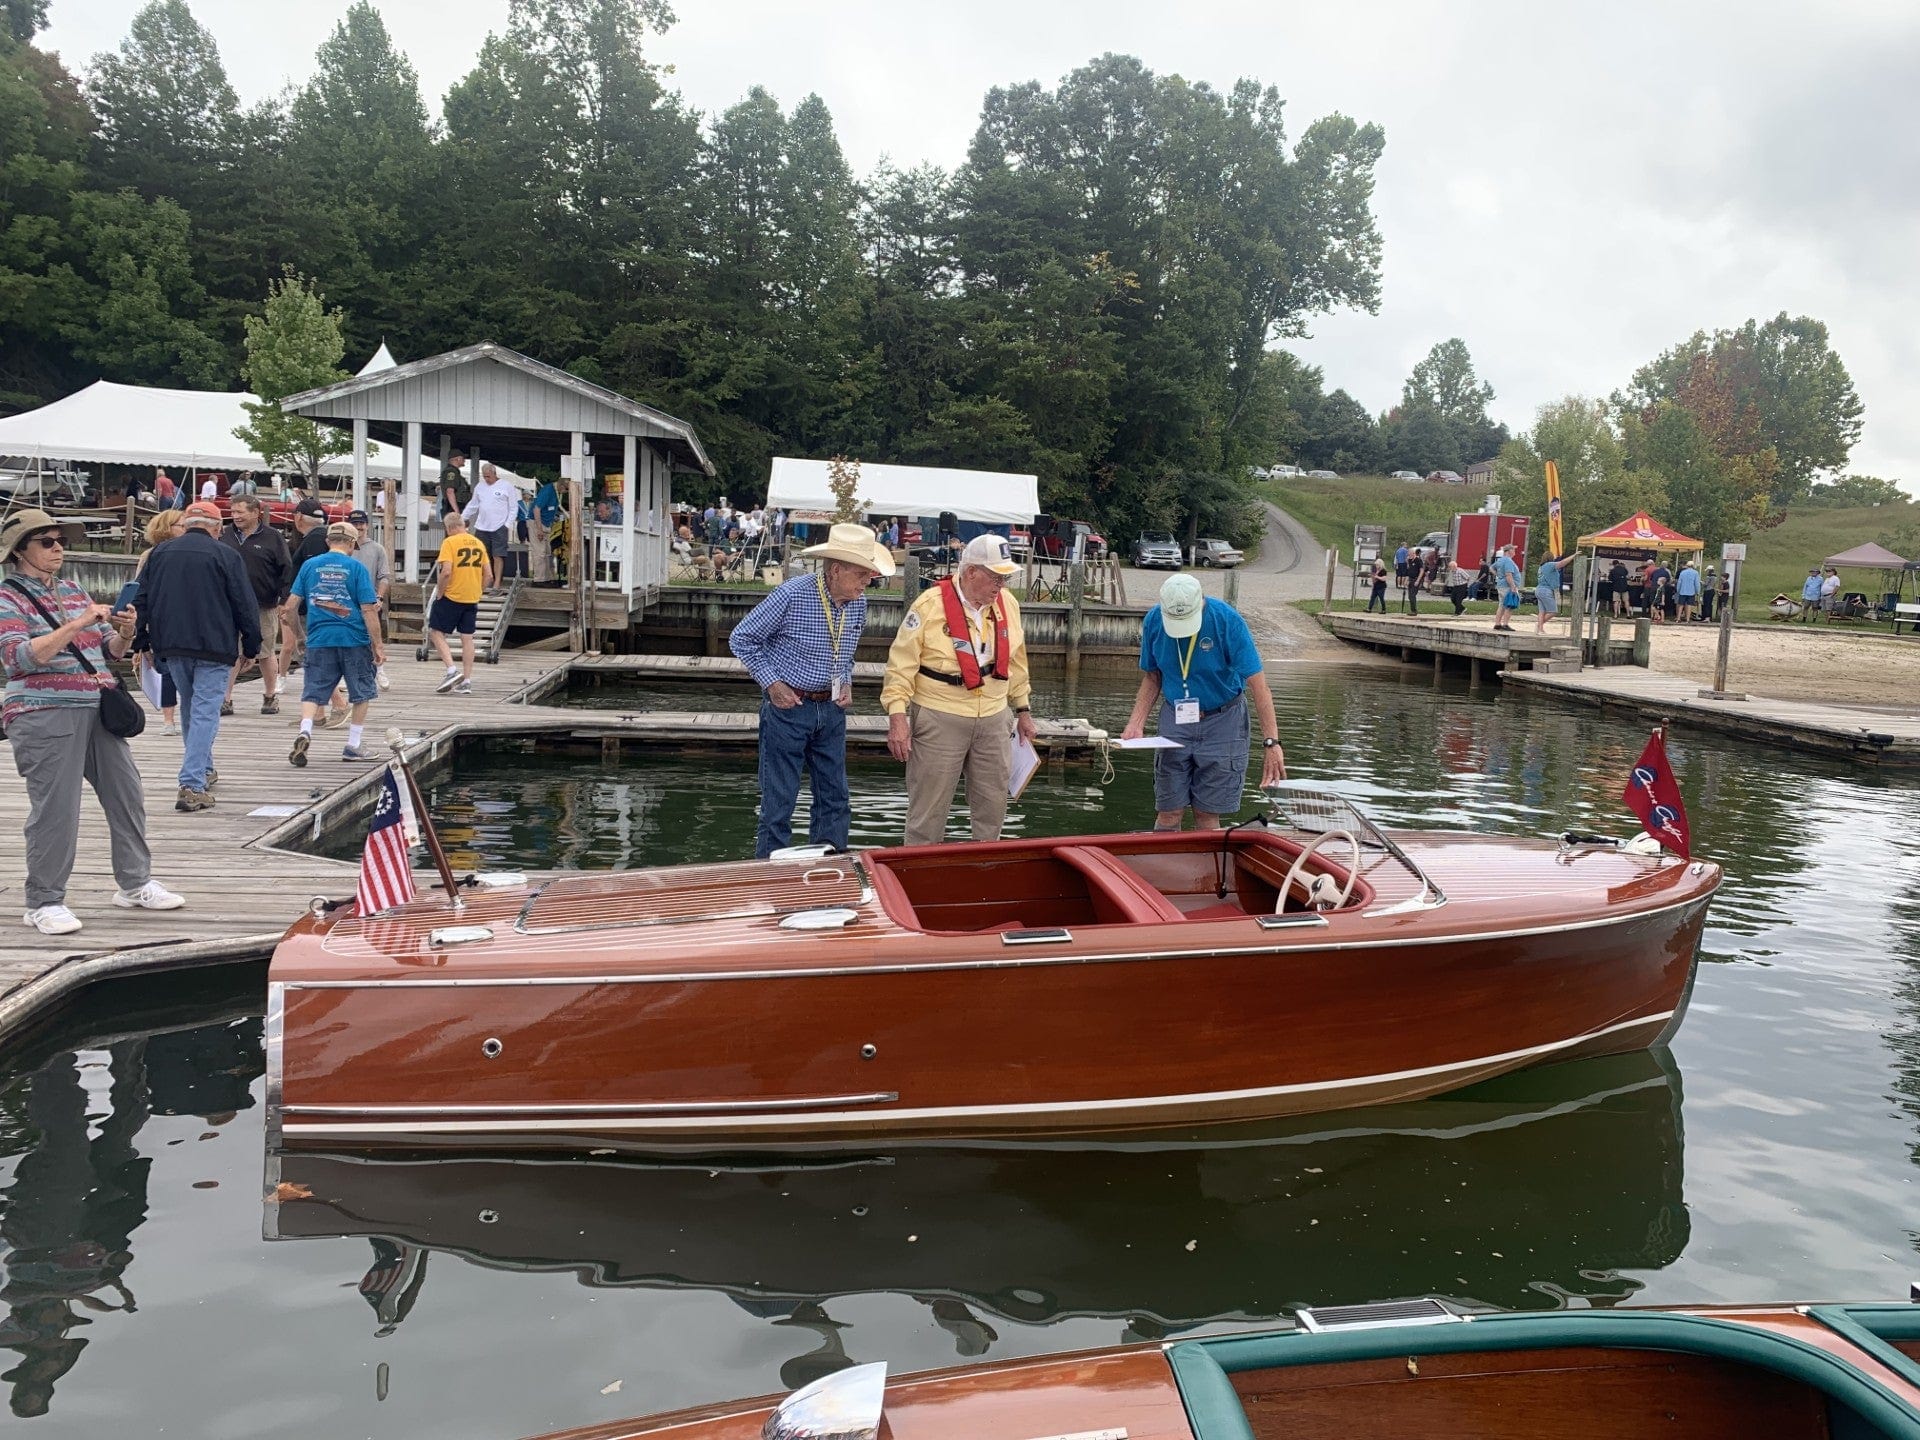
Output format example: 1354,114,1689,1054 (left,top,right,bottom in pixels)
1258,476,1919,605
